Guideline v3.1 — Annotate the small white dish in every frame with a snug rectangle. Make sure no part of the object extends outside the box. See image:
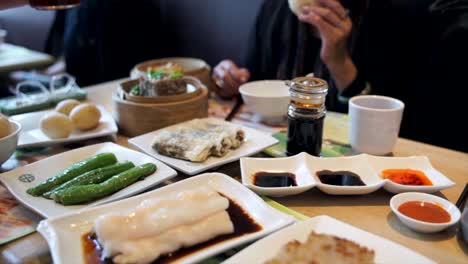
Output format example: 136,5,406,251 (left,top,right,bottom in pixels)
367,155,455,194
390,192,461,233
0,120,21,165
224,215,435,264
129,118,279,175
241,154,455,197
37,173,295,264
0,142,178,218
240,153,316,197
308,154,385,195
239,80,289,125
10,104,118,148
